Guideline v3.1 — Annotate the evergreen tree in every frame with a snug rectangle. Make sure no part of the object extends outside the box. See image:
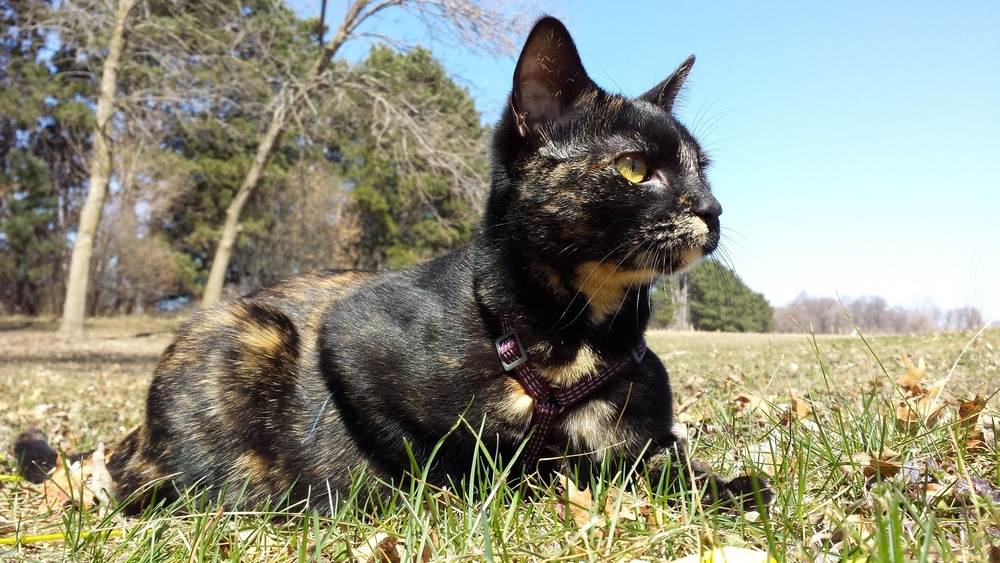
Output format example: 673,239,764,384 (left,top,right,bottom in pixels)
0,0,92,314
337,46,487,270
648,279,681,329
688,260,774,332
